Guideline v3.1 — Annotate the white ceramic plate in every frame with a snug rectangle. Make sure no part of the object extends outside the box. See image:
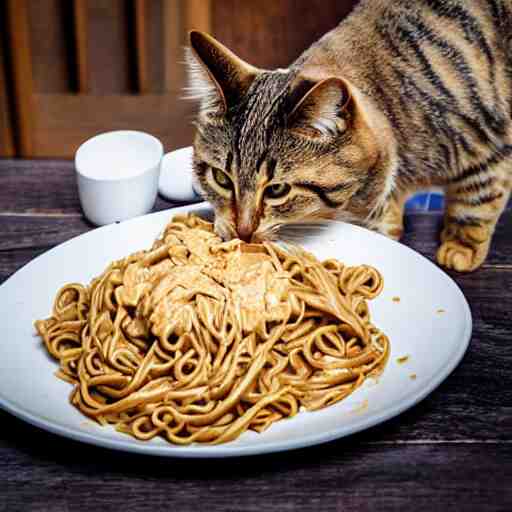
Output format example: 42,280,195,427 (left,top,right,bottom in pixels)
0,203,472,457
